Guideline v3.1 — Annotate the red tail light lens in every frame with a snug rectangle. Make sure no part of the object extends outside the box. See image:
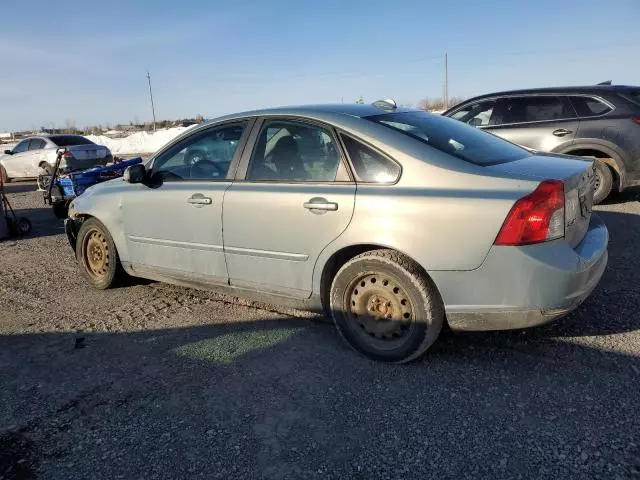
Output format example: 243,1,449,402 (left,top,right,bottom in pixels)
63,150,73,158
633,117,640,125
494,180,565,246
